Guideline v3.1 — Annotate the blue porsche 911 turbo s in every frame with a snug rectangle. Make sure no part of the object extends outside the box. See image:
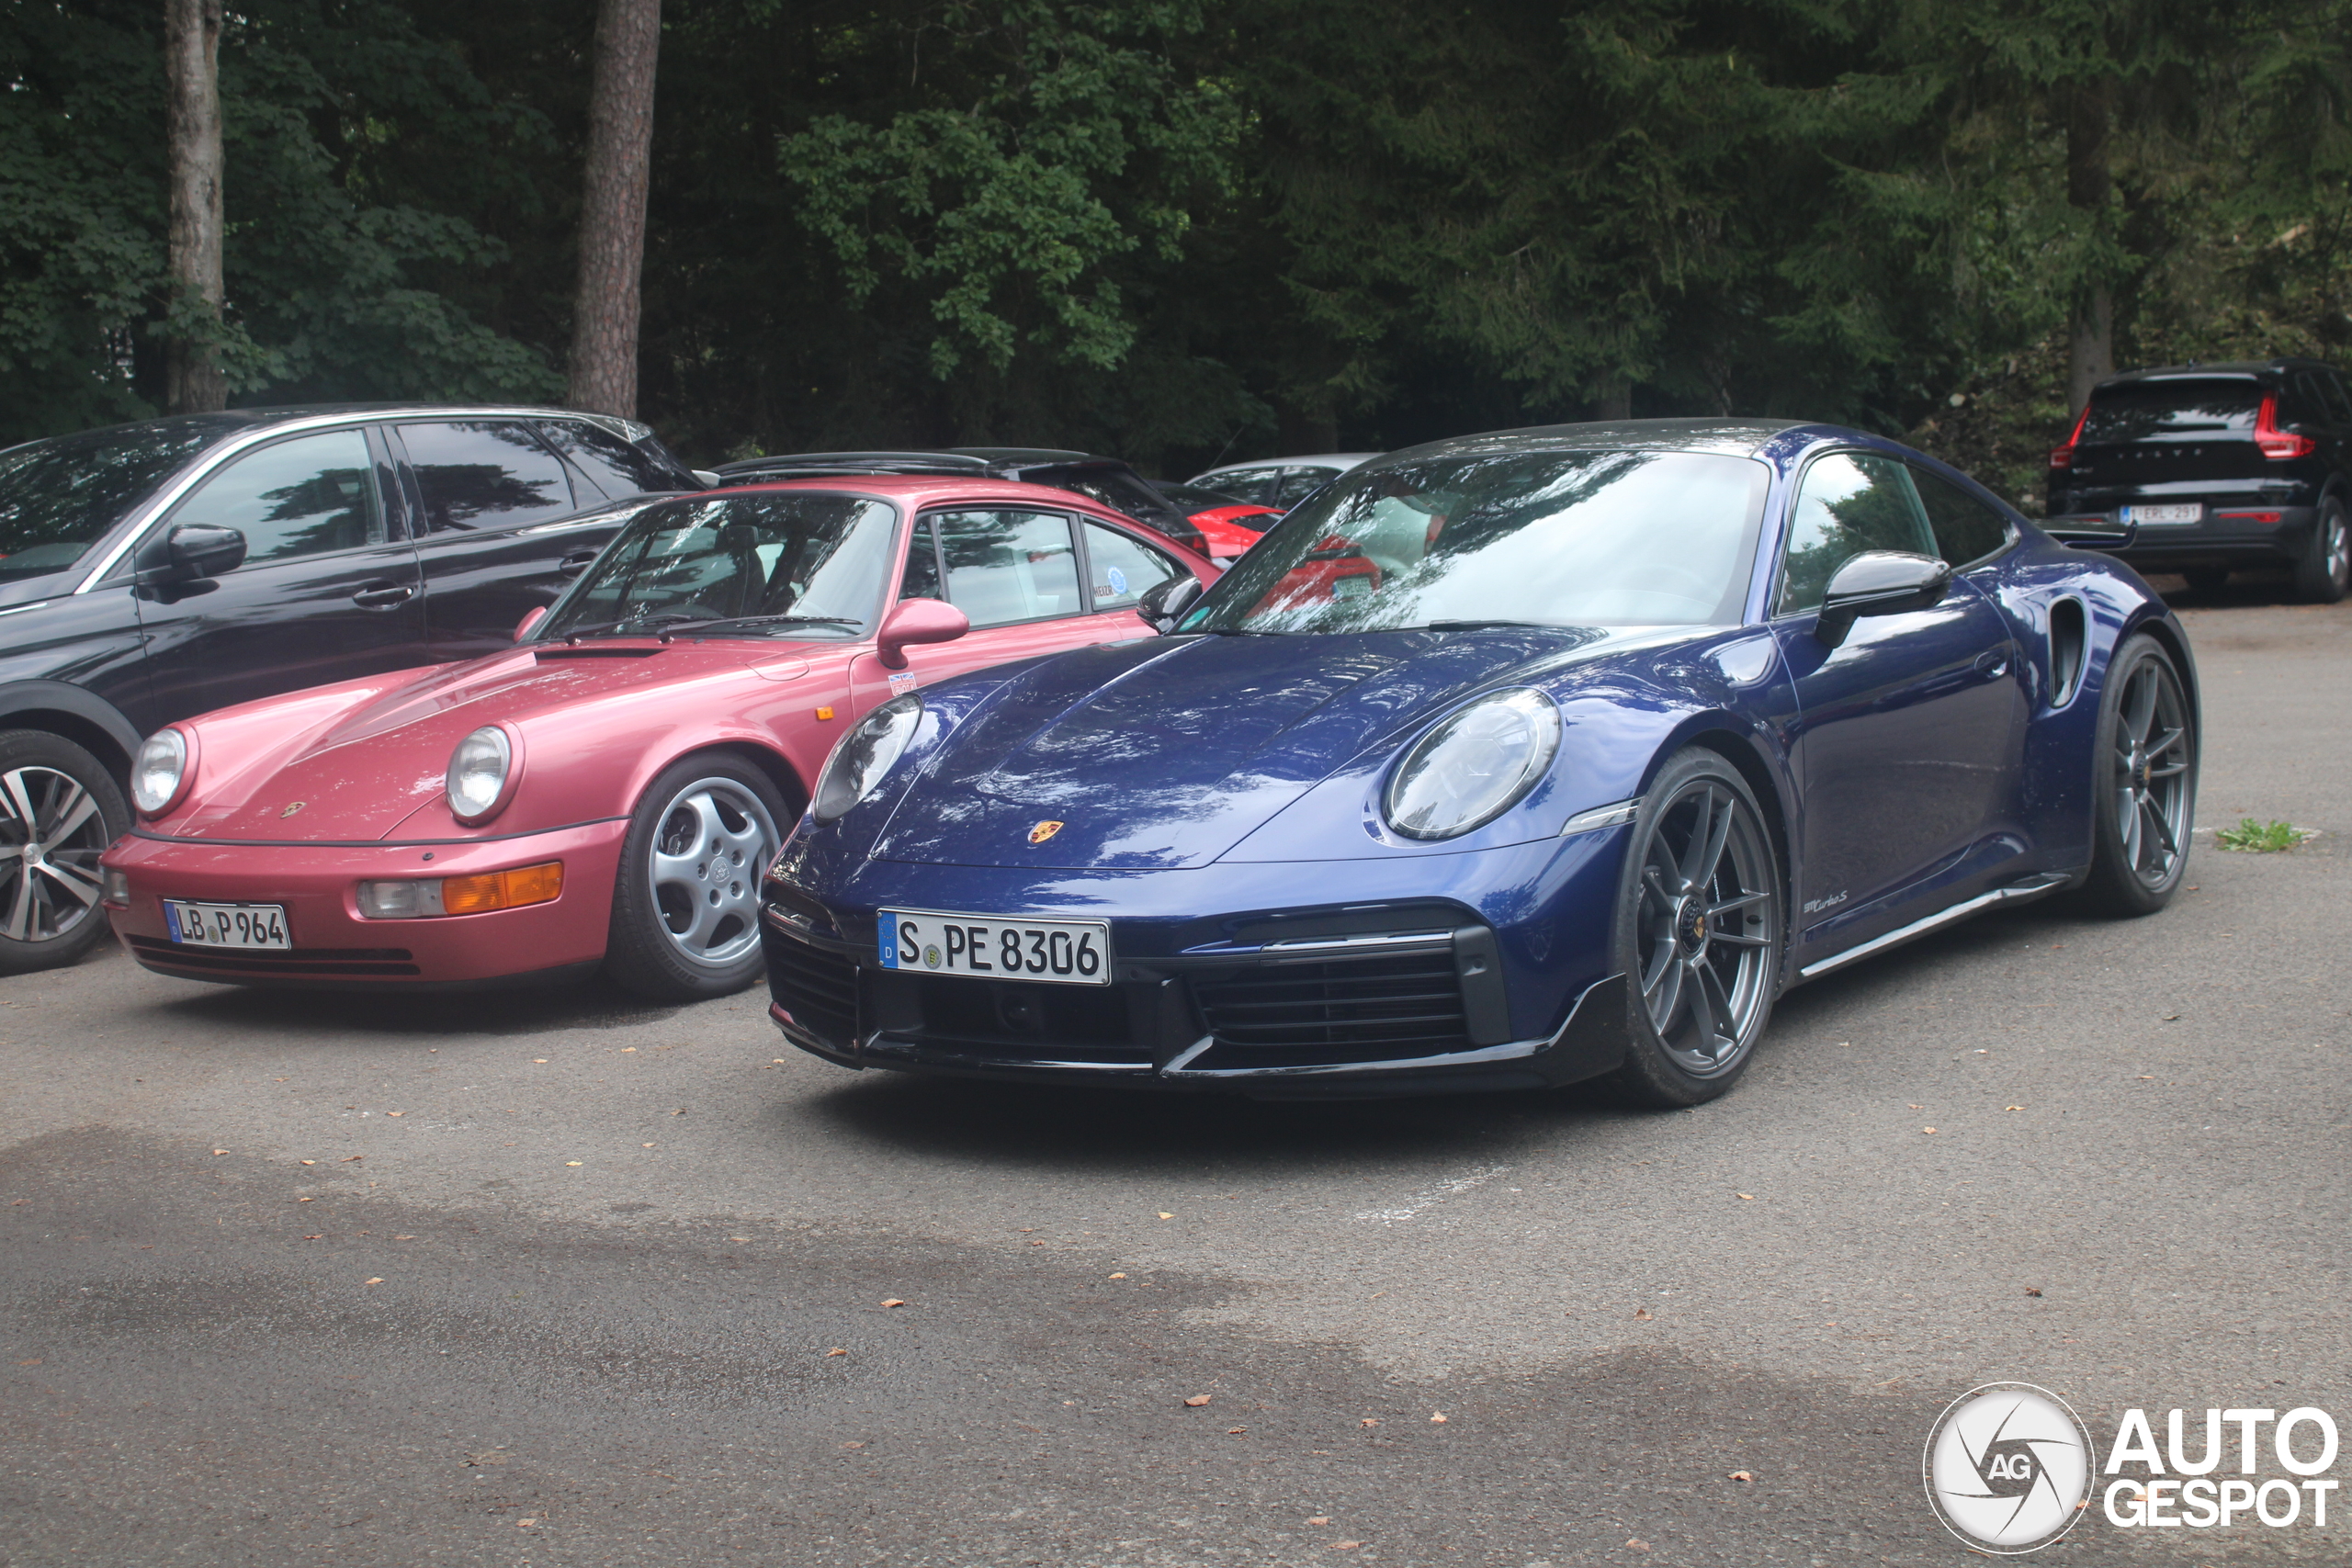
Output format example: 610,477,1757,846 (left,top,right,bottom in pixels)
759,419,2198,1105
